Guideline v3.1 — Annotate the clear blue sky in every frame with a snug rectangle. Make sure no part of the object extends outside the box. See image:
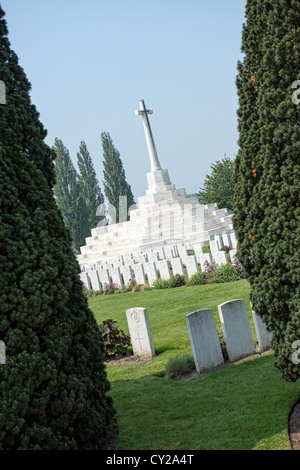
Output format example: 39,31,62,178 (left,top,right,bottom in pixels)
1,0,247,200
